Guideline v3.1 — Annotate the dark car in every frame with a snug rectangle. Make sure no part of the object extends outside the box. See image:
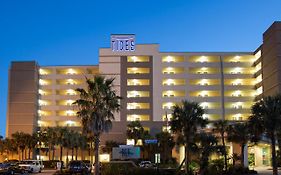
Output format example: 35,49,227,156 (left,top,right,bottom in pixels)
67,161,90,175
0,163,28,175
